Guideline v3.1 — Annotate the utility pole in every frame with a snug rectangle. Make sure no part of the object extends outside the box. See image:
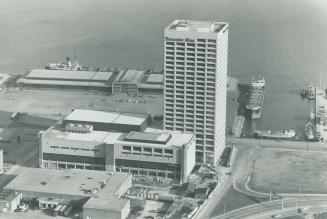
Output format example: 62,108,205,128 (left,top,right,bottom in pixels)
222,202,226,219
